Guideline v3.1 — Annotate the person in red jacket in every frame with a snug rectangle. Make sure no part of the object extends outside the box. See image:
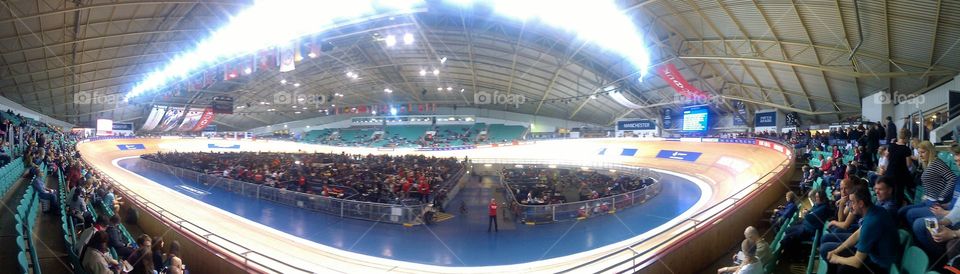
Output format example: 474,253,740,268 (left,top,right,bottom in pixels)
419,180,430,203
488,198,499,232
